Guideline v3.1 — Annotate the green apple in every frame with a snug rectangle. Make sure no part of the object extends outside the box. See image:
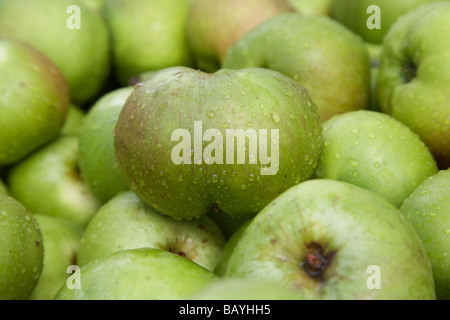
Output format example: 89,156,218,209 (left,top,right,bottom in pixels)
377,2,450,168
190,278,304,300
330,0,441,44
8,136,102,228
187,0,293,72
30,215,83,300
207,208,249,239
224,179,436,300
366,42,382,111
288,0,332,15
114,67,322,220
79,87,133,202
0,0,110,105
401,169,450,300
0,39,69,166
0,193,43,300
214,220,251,277
103,0,193,85
61,105,85,137
77,190,226,271
315,110,438,207
54,248,218,300
223,13,370,121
